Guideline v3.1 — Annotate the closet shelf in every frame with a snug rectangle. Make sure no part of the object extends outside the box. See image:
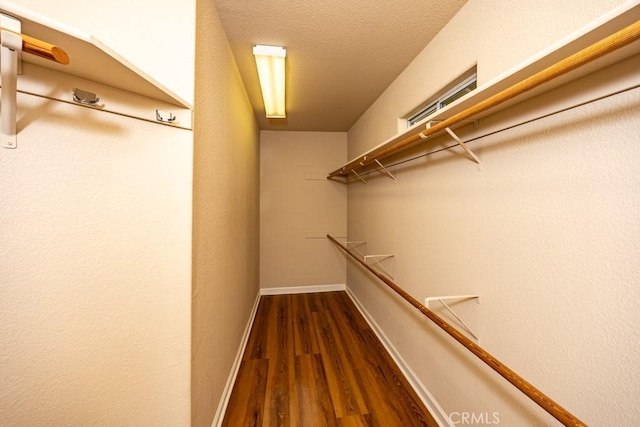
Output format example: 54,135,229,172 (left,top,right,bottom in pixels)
0,2,192,109
1,13,73,149
328,4,640,180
